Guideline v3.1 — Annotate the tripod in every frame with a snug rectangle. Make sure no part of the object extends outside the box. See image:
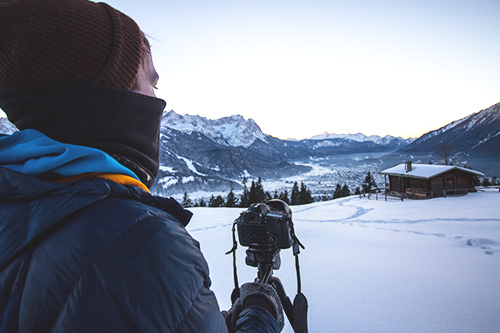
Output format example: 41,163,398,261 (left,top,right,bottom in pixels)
227,239,308,332
248,247,308,333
